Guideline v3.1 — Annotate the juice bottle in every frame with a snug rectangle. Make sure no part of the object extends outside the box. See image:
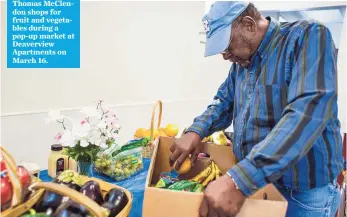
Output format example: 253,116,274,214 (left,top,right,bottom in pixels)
48,144,67,178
